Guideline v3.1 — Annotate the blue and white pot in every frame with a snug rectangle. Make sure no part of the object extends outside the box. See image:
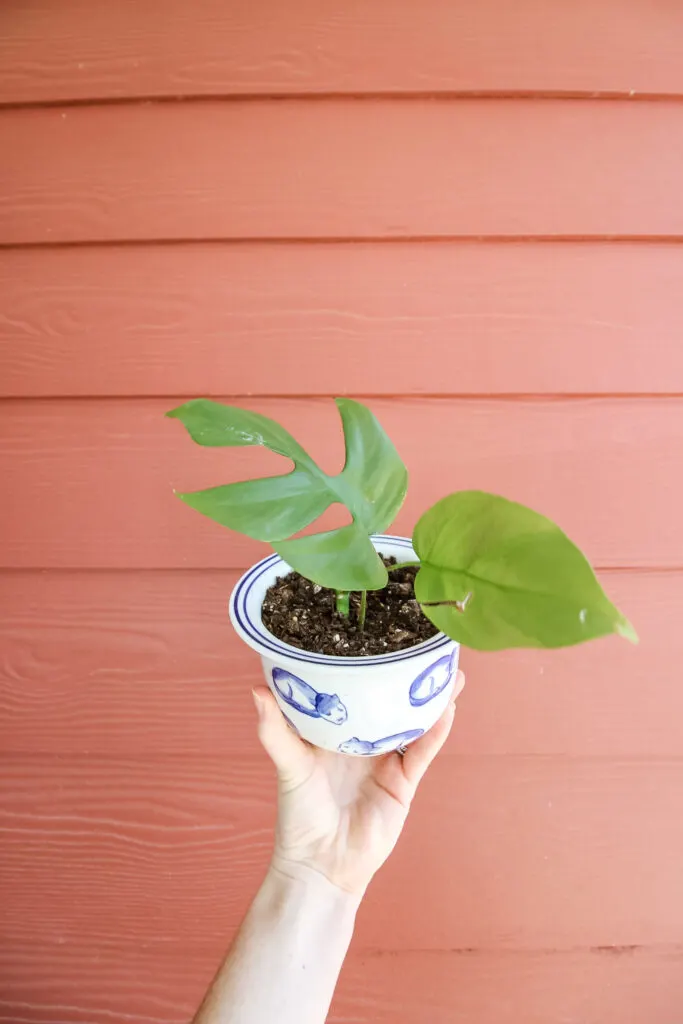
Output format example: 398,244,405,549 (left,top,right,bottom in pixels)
229,535,460,757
